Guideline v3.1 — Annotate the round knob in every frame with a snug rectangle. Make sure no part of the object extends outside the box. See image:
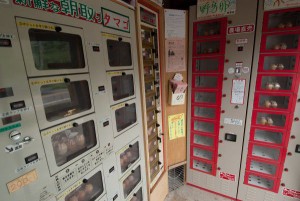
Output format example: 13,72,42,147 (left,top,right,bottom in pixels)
228,20,232,24
222,94,226,97
9,130,21,141
225,59,229,63
220,125,224,129
284,168,288,172
226,40,231,44
73,123,79,127
219,140,223,143
221,110,225,113
281,183,285,187
218,154,222,157
298,99,300,103
223,77,228,81
287,152,292,156
83,179,88,183
295,117,299,121
131,170,135,173
291,135,296,139
64,78,70,83
217,167,221,170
